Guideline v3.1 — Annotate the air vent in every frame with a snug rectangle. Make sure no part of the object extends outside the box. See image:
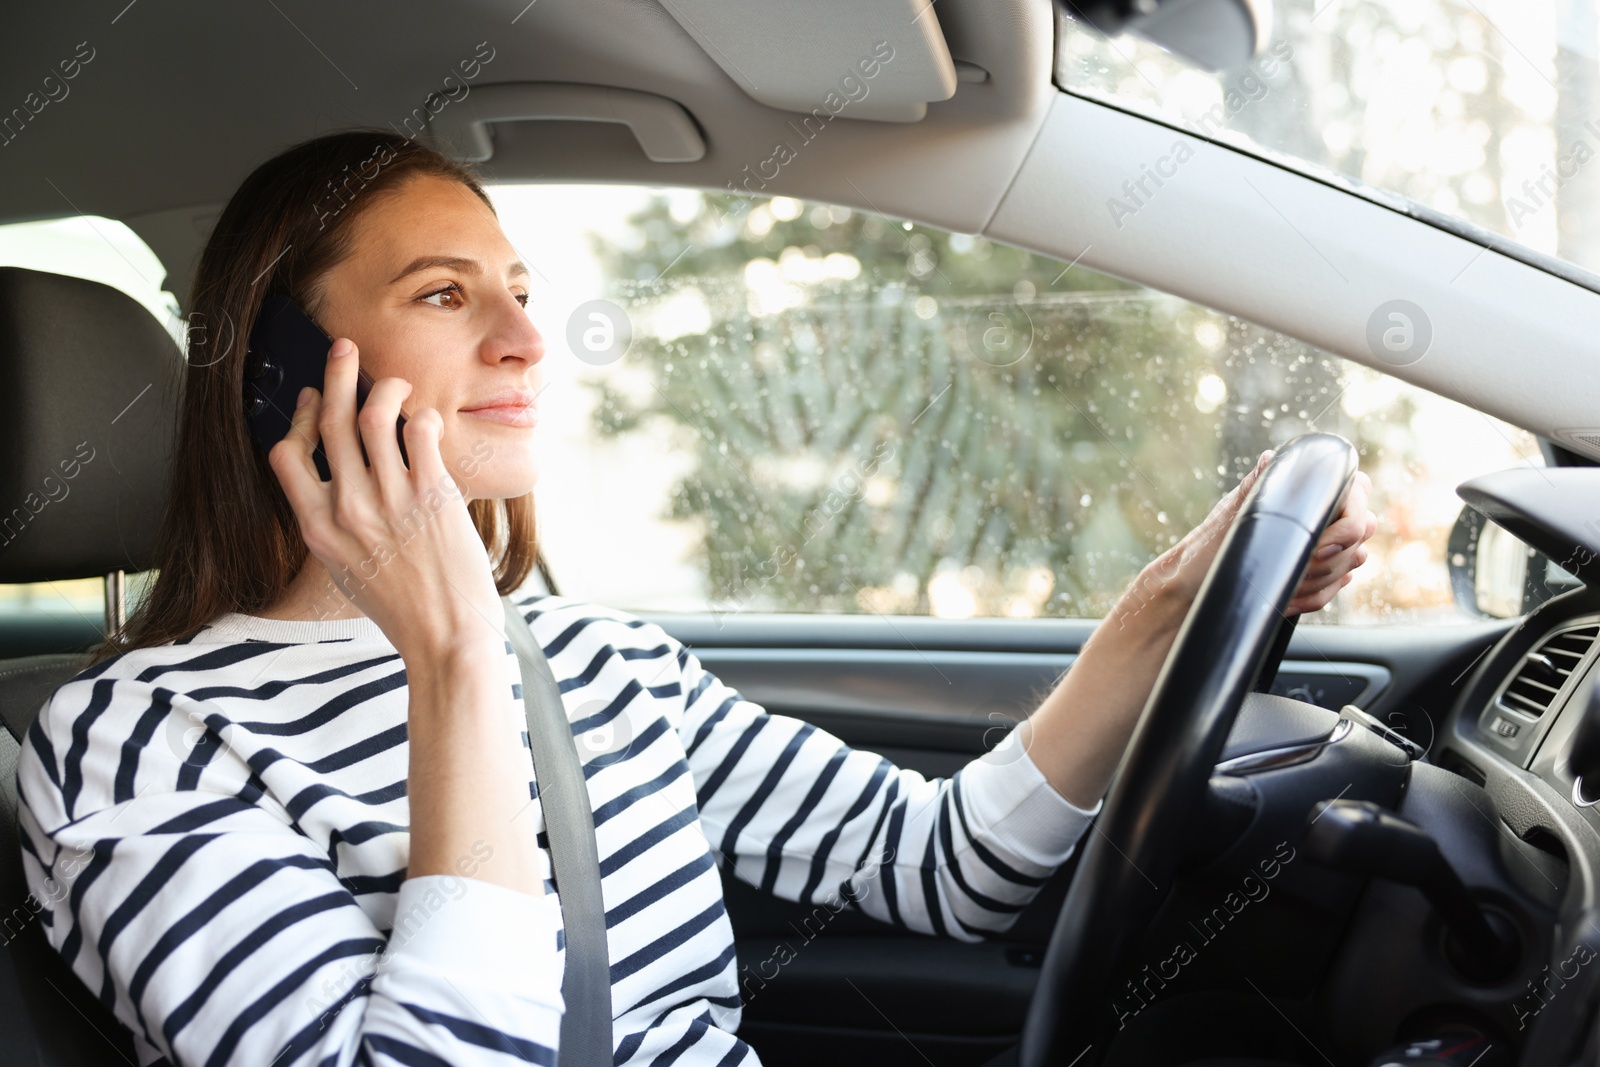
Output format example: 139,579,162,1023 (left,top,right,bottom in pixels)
1497,622,1600,719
